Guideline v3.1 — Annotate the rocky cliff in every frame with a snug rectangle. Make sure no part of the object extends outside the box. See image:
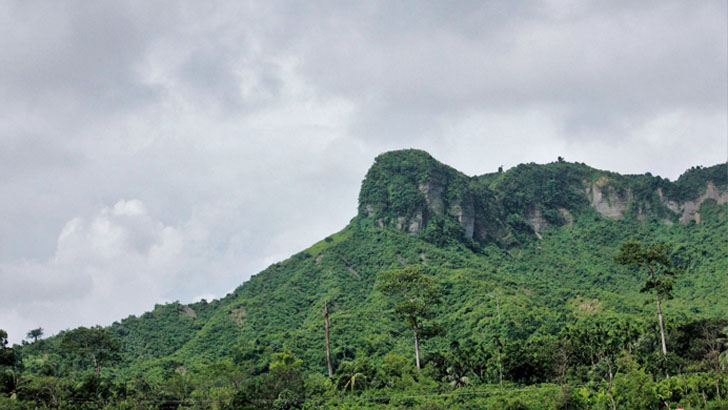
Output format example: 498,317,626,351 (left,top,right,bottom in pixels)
358,150,727,247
